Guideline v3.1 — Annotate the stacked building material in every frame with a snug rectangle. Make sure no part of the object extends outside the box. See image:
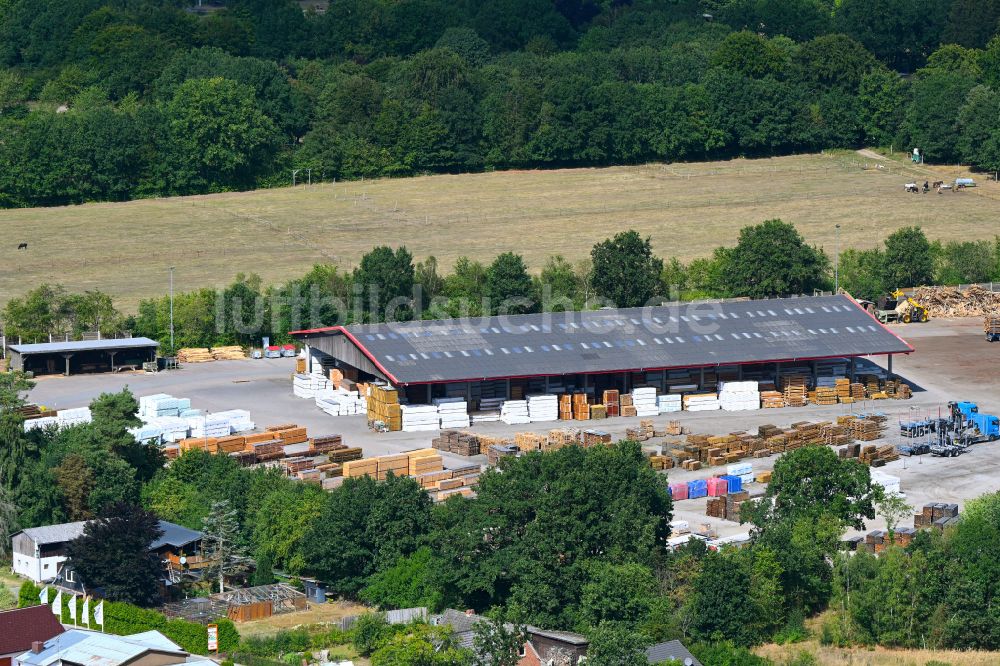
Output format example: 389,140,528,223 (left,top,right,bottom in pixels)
211,346,246,360
367,385,402,431
435,398,471,429
573,393,590,420
914,502,959,529
657,394,682,413
760,390,785,408
514,432,547,452
602,390,620,418
500,400,531,425
294,373,331,399
546,428,581,450
813,385,838,405
269,425,308,445
589,404,607,419
527,394,559,422
706,496,725,518
343,458,378,478
316,389,367,416
487,444,519,466
398,404,437,432
718,381,760,411
558,394,573,420
780,374,809,407
633,387,659,416
669,482,688,500
583,429,612,447
310,434,343,453
684,393,721,411
177,348,213,363
707,477,729,497
687,479,708,499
